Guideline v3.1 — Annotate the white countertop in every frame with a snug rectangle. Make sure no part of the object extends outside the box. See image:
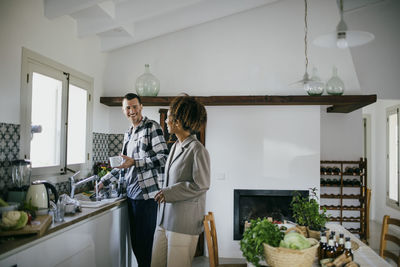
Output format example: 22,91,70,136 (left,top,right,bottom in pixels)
325,223,392,267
